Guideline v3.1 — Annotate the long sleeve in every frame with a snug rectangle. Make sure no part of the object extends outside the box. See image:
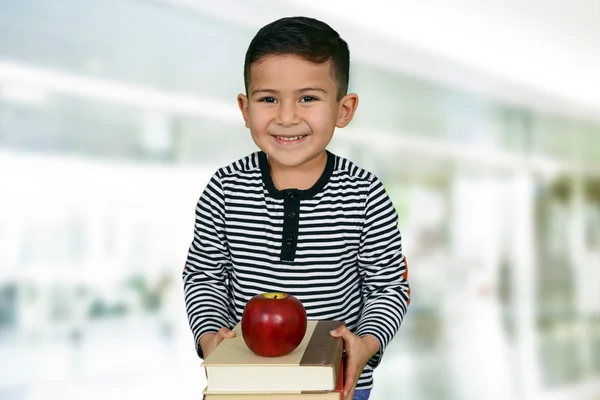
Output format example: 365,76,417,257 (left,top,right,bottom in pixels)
354,177,410,368
183,173,231,359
